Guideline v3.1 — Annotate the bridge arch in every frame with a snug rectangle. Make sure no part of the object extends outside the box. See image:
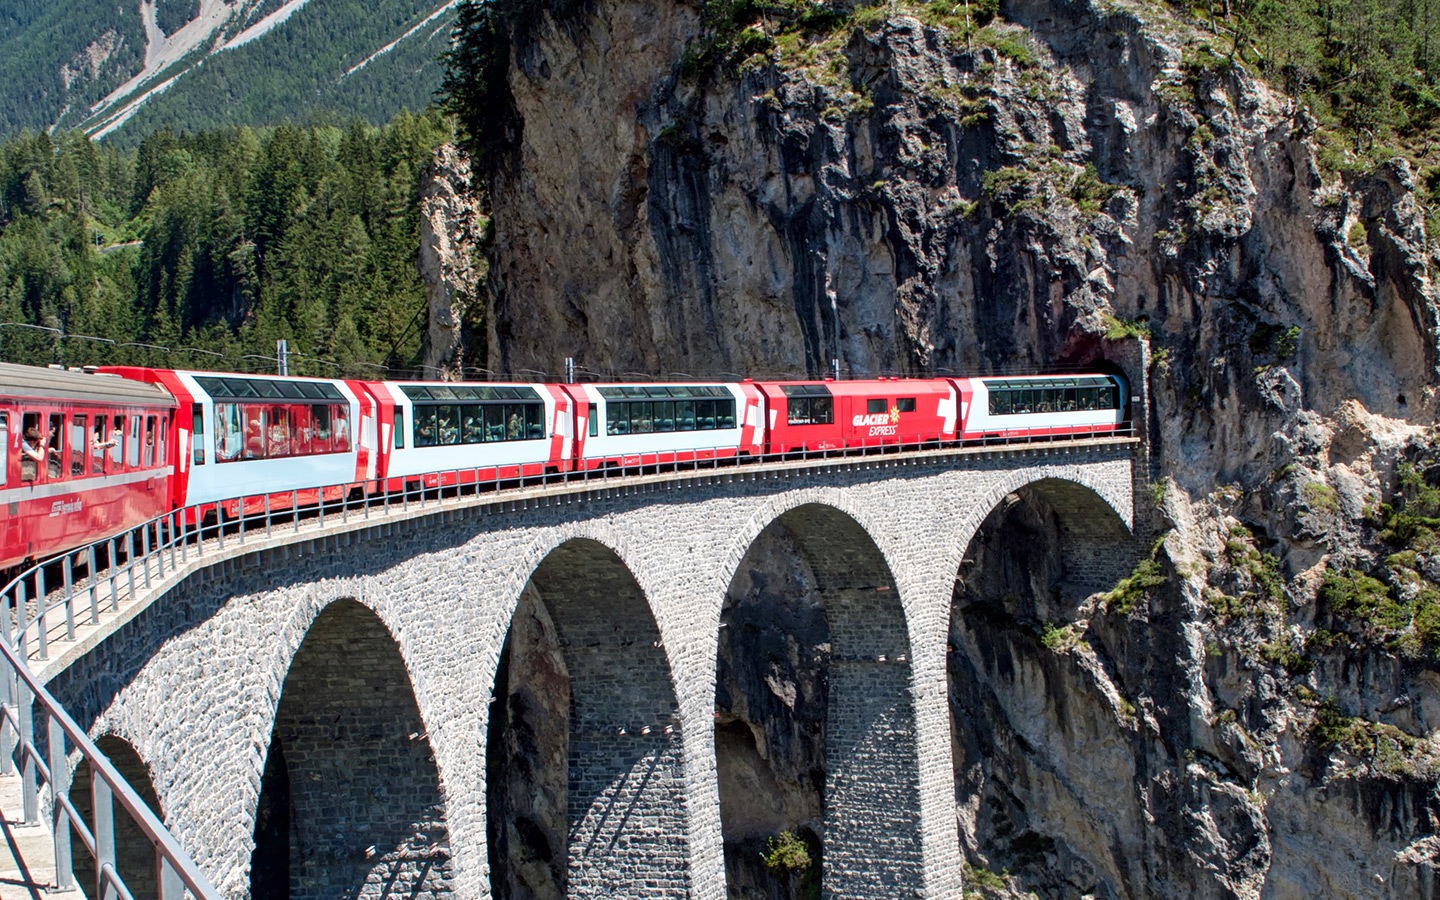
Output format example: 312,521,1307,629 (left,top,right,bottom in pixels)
714,498,920,898
947,472,1140,893
250,596,452,899
68,734,164,899
488,535,687,898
